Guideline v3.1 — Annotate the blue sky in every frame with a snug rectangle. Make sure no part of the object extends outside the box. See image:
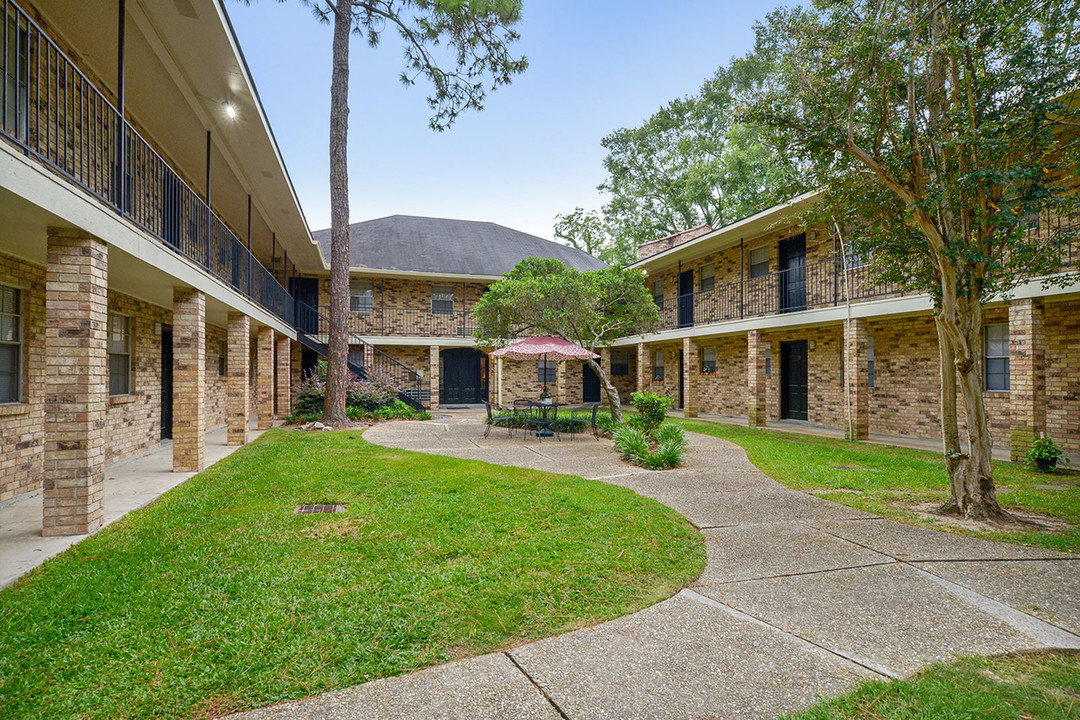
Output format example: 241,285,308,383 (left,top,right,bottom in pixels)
227,1,785,241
